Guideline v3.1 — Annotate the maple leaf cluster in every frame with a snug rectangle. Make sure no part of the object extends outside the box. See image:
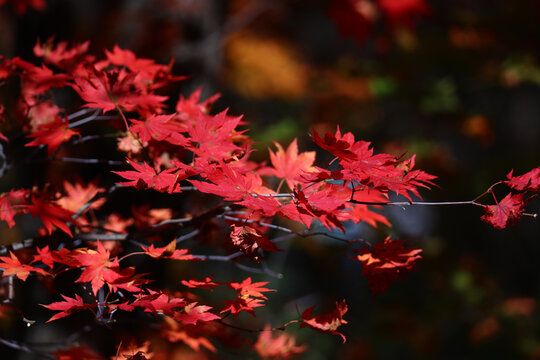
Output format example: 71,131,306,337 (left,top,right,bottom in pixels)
0,36,536,359
479,167,539,229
